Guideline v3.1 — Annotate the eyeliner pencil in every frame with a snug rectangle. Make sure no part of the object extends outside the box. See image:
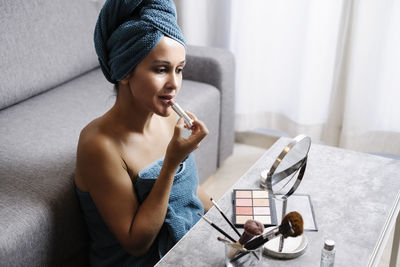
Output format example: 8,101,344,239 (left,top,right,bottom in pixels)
210,198,241,237
197,212,236,243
